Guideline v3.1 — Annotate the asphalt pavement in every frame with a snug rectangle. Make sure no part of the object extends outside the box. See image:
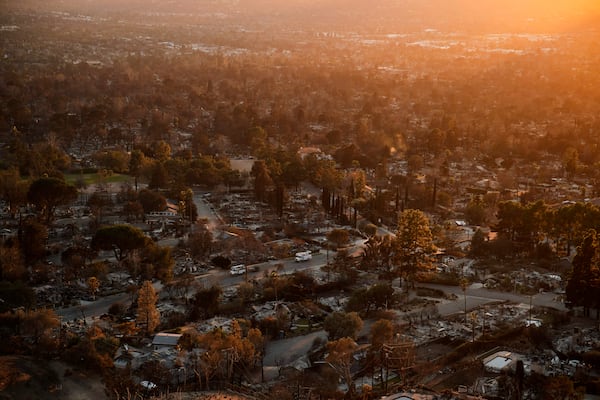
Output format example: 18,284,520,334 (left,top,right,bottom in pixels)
419,282,567,317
